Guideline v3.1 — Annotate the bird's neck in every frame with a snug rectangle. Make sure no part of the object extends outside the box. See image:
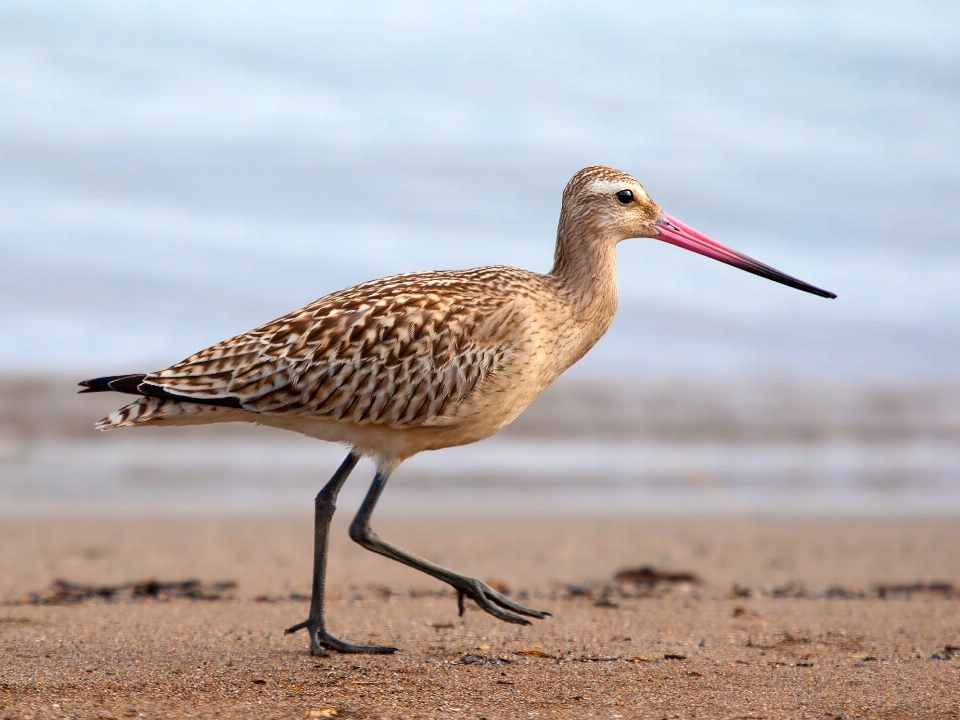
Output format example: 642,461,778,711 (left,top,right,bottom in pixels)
549,216,620,339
